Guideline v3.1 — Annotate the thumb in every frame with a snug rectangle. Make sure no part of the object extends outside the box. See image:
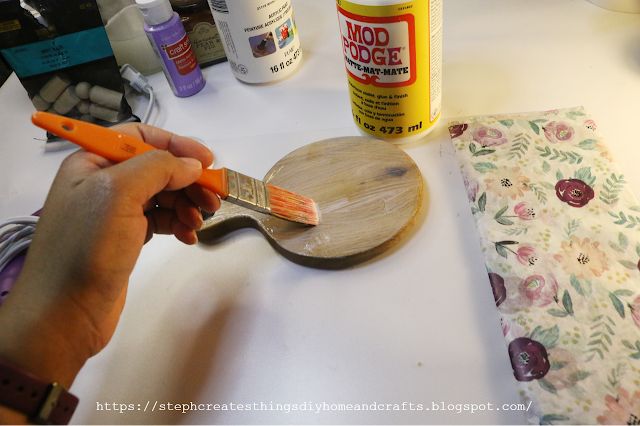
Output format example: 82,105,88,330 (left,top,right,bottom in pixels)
103,150,203,206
